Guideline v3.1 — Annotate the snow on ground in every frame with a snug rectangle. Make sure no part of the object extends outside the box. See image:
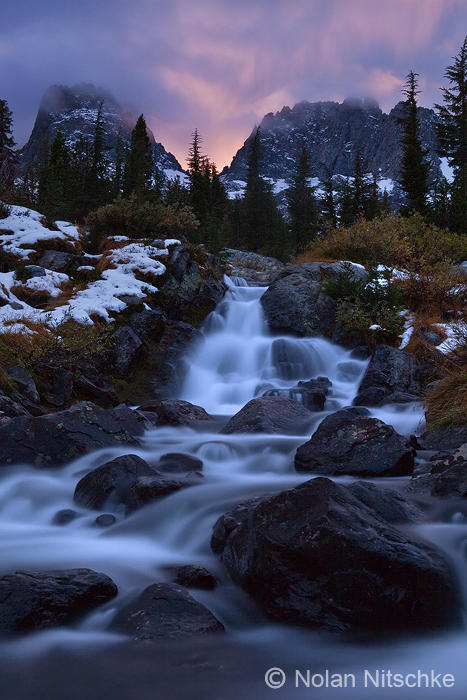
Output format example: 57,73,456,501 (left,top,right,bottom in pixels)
22,270,69,298
0,205,81,260
436,321,466,354
164,169,190,187
377,177,395,194
439,157,454,184
399,311,415,349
